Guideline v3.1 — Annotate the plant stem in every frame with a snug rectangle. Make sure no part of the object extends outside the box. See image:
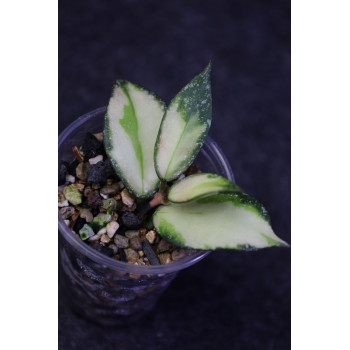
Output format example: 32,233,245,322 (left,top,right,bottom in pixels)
149,192,165,208
159,180,167,195
149,181,169,208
